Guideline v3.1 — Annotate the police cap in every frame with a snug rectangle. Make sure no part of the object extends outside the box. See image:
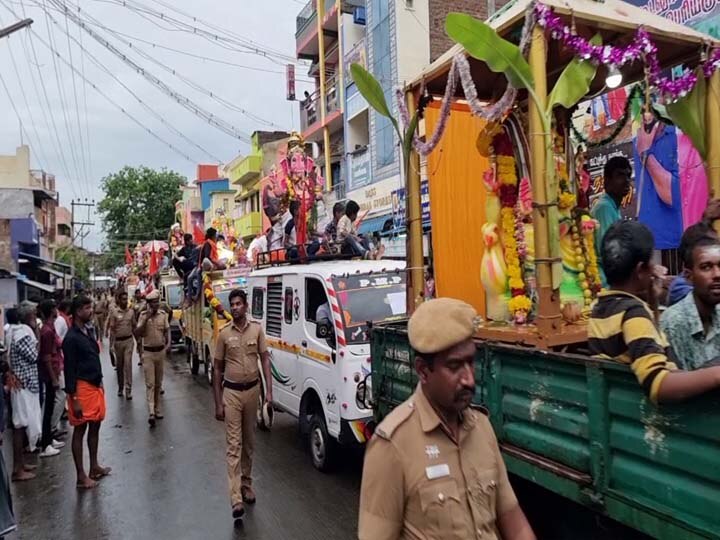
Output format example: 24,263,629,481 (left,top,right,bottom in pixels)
408,298,480,354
